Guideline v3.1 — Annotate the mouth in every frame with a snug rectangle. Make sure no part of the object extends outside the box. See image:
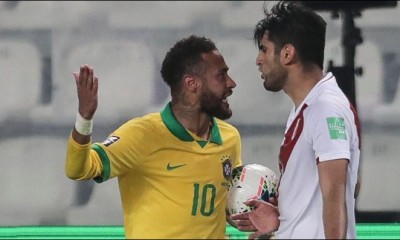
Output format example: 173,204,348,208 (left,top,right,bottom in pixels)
258,69,265,80
222,92,232,105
